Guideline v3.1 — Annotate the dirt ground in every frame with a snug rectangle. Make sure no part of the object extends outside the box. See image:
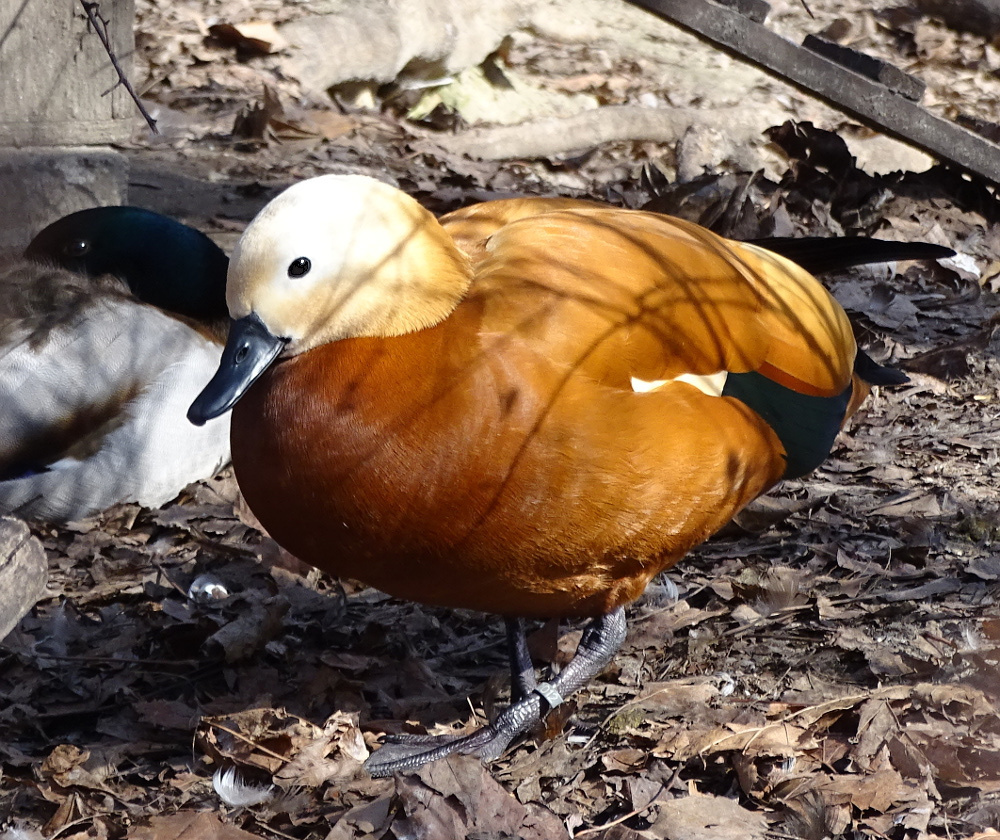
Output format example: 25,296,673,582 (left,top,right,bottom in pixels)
4,0,1000,838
